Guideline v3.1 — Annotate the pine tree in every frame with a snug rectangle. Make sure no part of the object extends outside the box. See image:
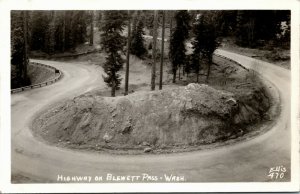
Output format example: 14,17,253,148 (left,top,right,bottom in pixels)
203,23,218,82
130,20,147,58
191,14,204,82
191,13,218,83
169,10,190,83
100,11,127,97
